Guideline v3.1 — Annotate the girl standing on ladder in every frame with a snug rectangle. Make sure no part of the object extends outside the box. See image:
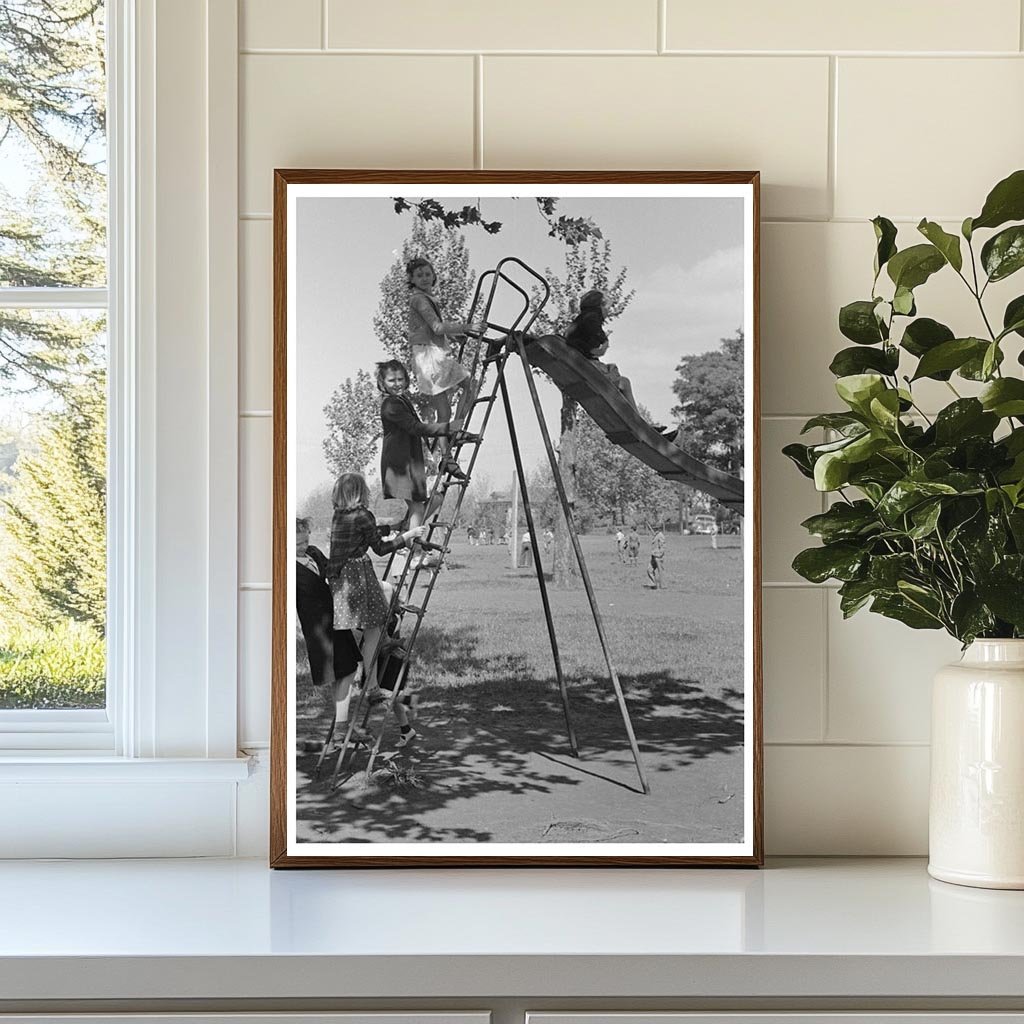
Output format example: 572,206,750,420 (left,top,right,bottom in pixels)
406,257,478,478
